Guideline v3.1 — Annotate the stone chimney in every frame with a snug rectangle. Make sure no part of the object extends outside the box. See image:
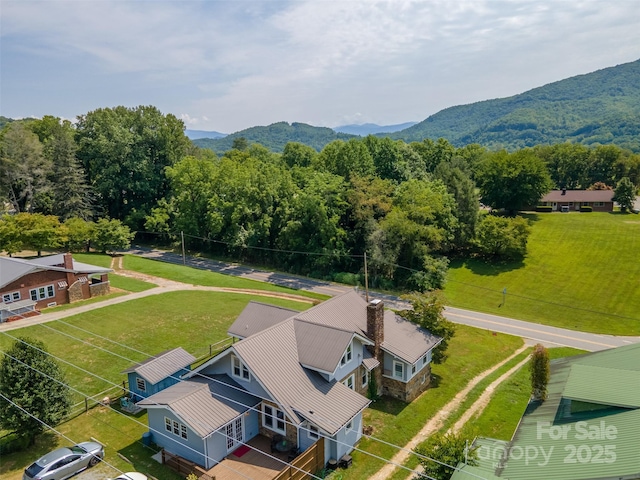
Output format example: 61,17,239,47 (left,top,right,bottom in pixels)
367,299,384,358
